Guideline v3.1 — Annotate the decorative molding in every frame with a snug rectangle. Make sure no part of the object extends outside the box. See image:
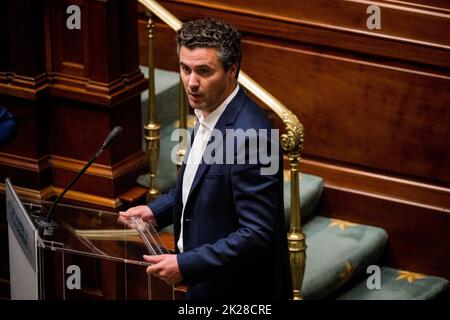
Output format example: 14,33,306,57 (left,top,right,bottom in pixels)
0,70,146,106
0,152,51,172
300,158,450,211
0,151,146,181
51,151,147,179
52,186,122,208
0,72,48,100
353,0,450,13
0,182,121,209
48,69,147,107
0,183,52,202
